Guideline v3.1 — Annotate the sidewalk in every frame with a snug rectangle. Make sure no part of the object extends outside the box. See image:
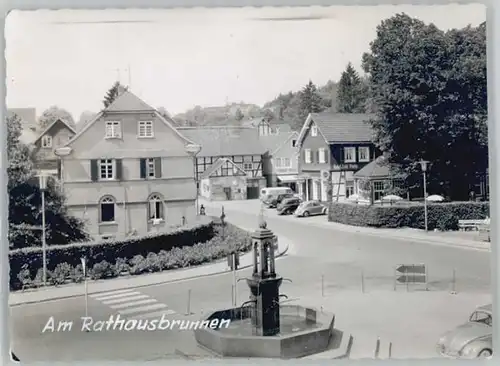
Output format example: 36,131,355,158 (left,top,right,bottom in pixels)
201,198,490,251
9,228,290,306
